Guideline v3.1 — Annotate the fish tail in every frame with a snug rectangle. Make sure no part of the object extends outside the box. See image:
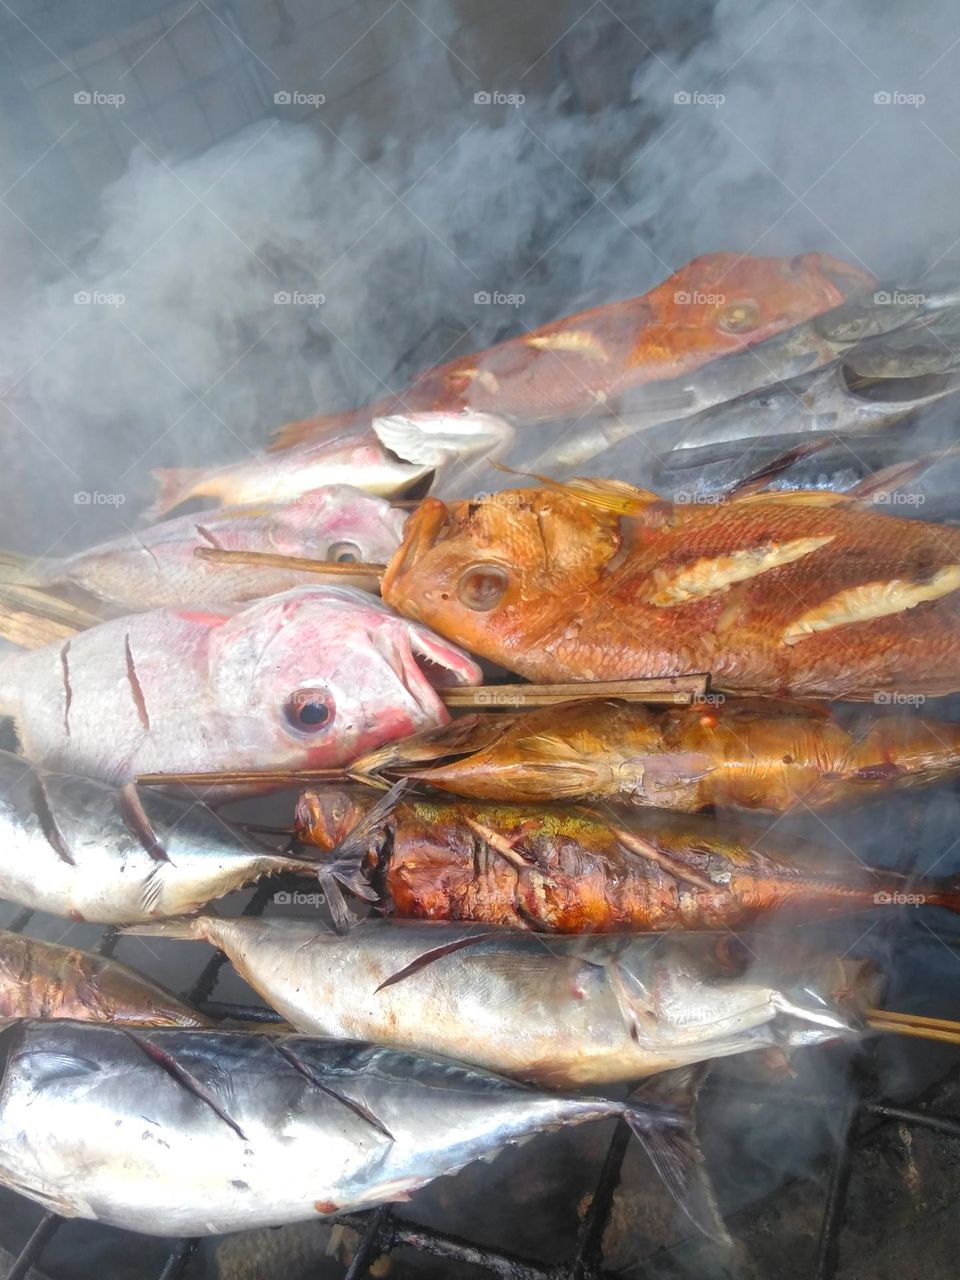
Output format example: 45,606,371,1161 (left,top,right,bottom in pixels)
121,918,207,941
0,548,55,588
623,1064,730,1246
310,779,410,933
145,466,218,520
